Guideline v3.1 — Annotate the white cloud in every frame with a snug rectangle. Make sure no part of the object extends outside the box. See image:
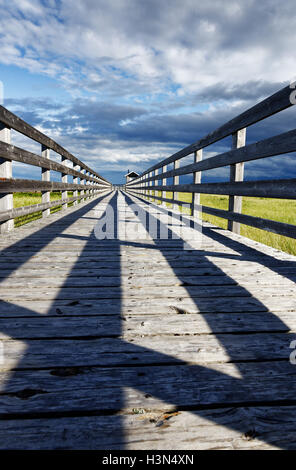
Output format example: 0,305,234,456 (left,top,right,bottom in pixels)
0,0,294,98
2,0,296,182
